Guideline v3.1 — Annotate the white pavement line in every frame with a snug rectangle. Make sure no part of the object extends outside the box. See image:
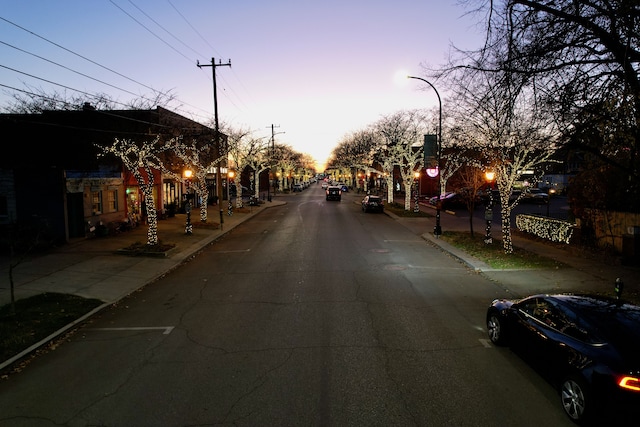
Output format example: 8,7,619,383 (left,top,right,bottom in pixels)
479,339,493,348
89,326,175,335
